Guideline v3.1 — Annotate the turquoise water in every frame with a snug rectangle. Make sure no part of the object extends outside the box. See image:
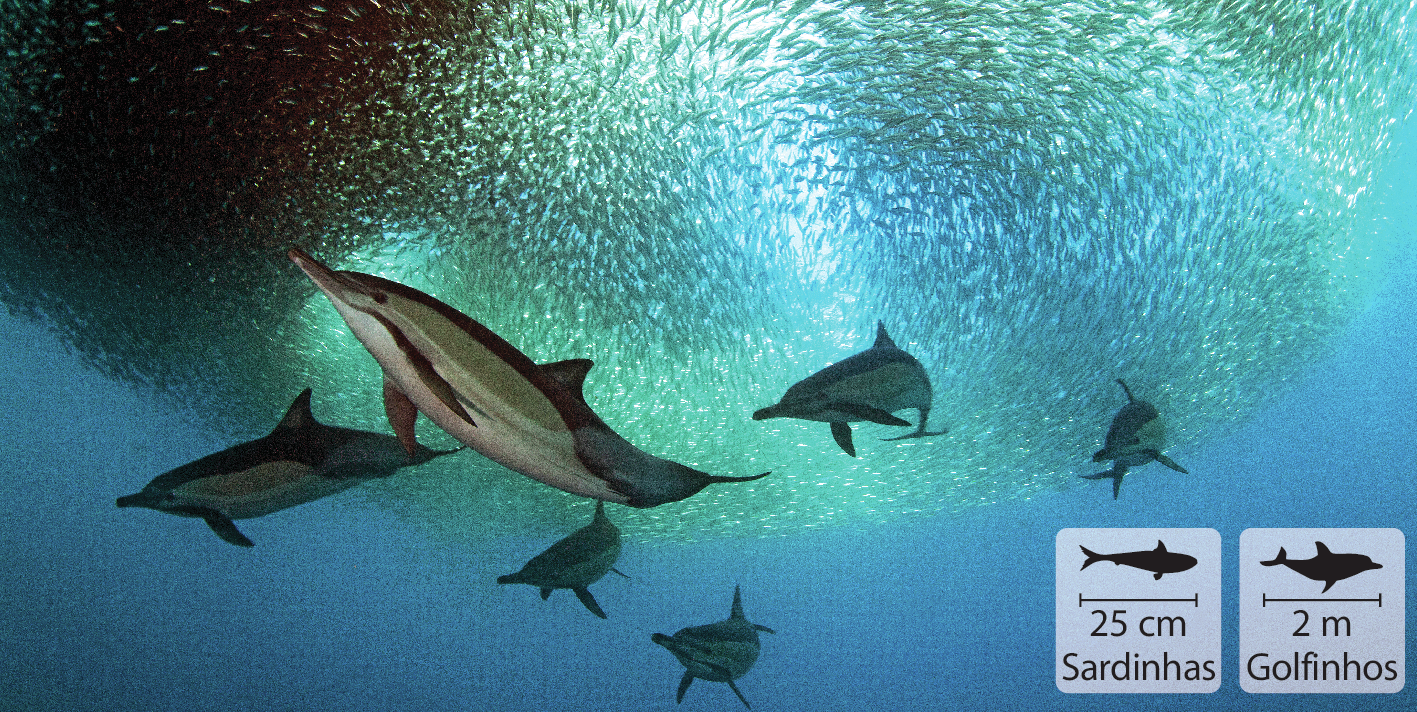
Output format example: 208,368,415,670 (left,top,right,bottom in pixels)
2,0,1416,709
